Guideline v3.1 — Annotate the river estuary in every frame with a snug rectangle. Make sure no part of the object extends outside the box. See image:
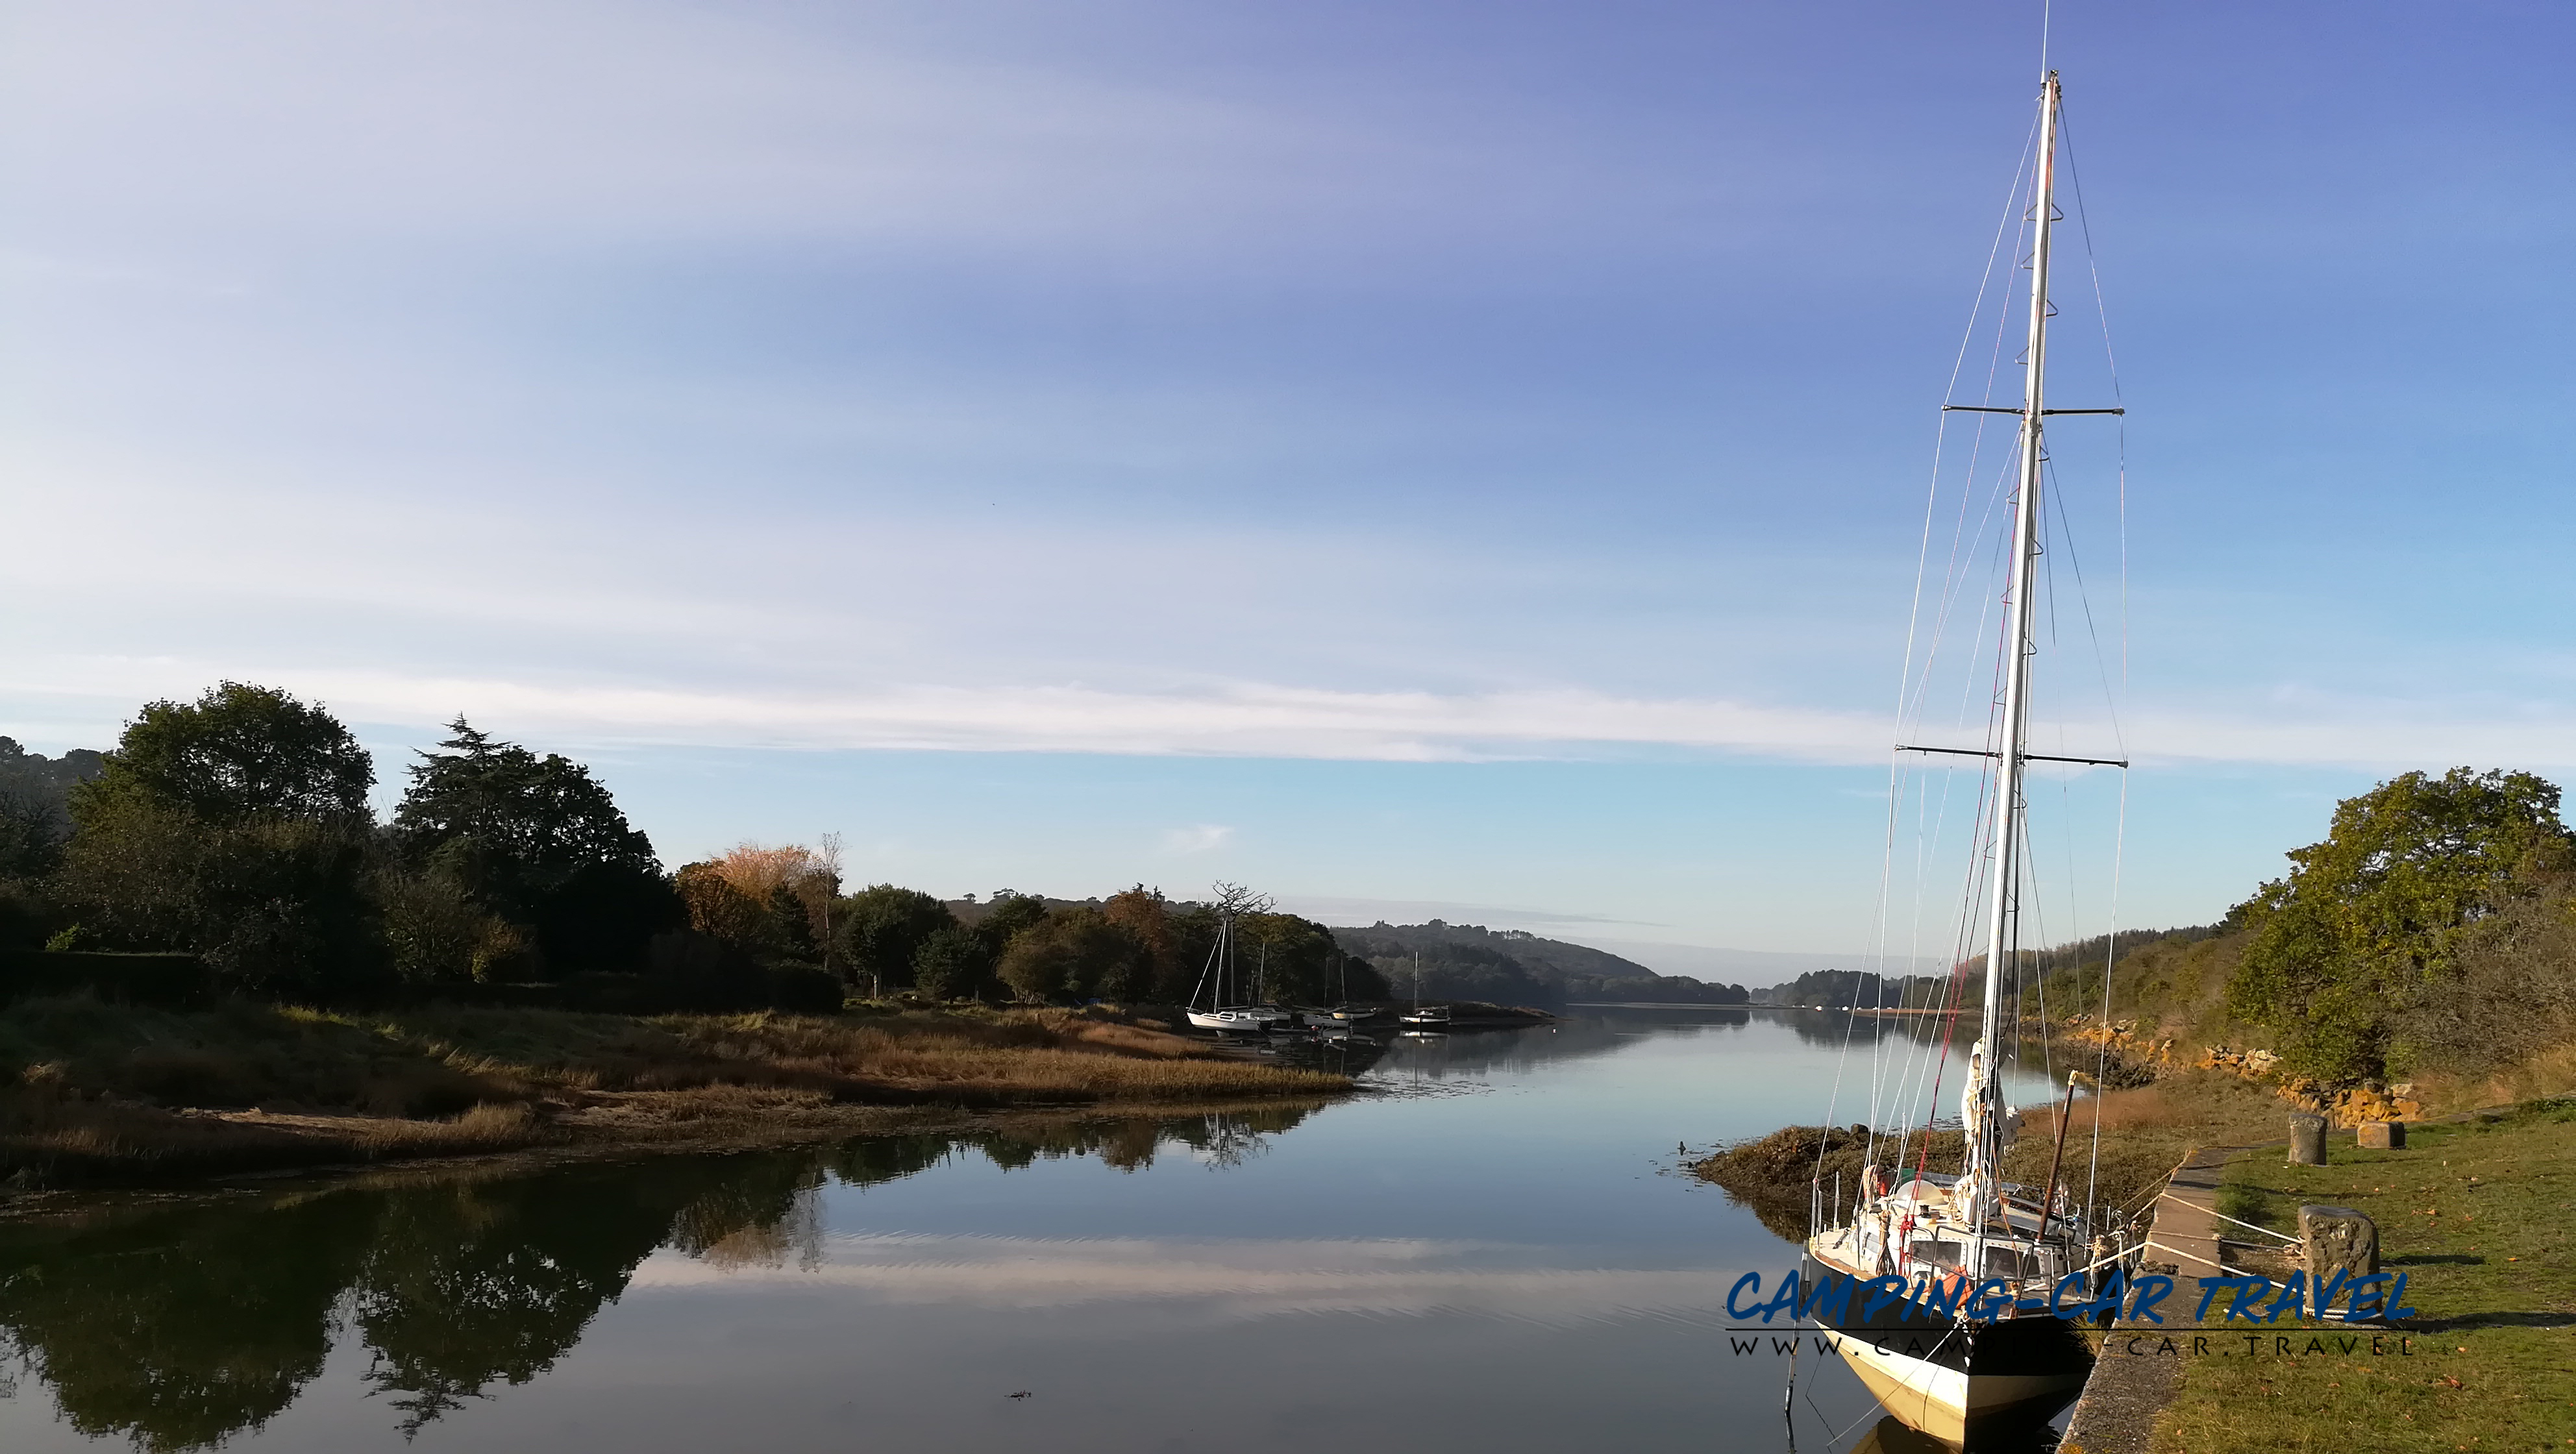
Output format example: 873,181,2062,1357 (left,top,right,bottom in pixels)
0,1007,2072,1453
